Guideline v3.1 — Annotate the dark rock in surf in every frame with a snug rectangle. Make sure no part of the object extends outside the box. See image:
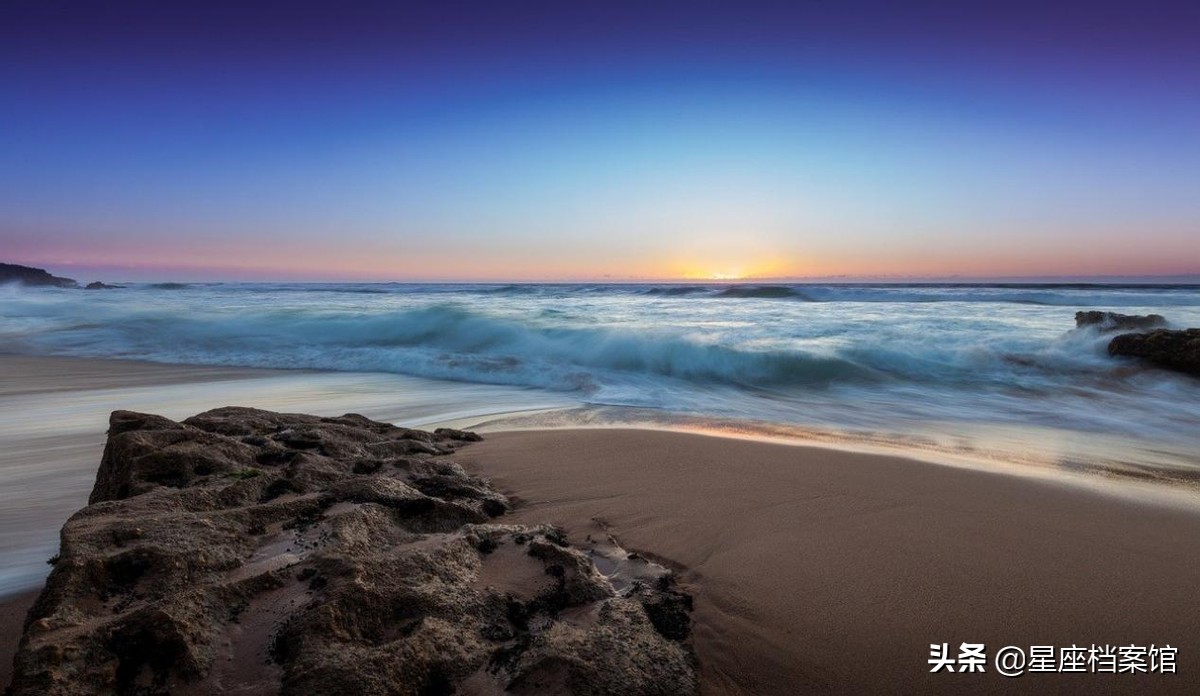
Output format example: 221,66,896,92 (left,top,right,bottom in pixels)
434,427,483,442
0,263,77,288
1075,310,1166,332
8,407,696,696
85,281,122,290
1108,329,1200,377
